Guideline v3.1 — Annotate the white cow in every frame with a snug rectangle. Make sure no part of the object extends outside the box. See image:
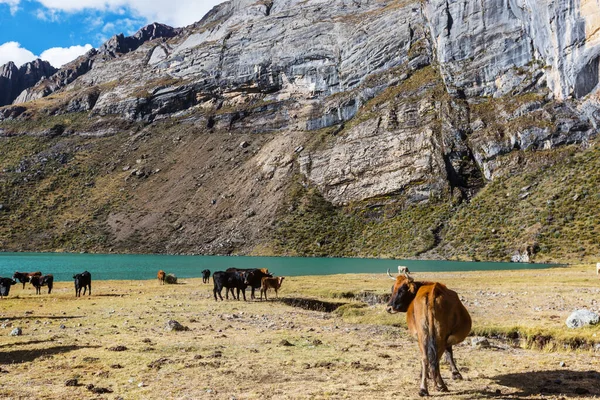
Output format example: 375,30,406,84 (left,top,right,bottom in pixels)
398,265,410,274
597,262,600,276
